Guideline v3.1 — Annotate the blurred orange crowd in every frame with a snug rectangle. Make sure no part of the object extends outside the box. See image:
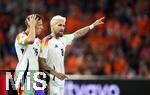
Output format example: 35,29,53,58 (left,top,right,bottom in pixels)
0,0,149,78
